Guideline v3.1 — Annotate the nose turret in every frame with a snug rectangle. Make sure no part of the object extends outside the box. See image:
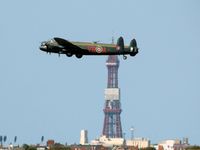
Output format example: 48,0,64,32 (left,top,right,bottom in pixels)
40,42,47,51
